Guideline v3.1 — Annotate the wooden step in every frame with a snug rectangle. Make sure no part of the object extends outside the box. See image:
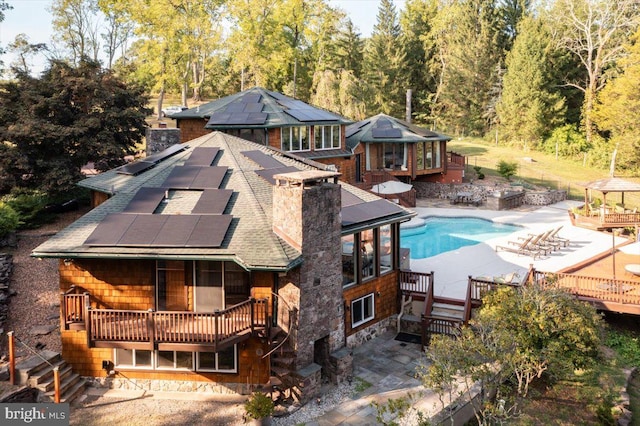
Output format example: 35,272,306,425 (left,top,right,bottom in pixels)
28,360,69,387
34,365,75,393
15,351,61,386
